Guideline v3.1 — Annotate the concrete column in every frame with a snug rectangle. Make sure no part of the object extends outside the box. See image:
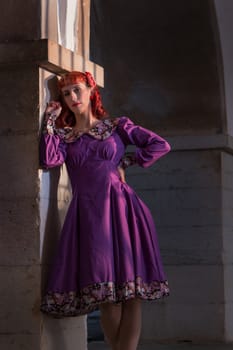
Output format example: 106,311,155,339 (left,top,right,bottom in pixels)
214,0,233,341
0,64,41,349
0,1,103,349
